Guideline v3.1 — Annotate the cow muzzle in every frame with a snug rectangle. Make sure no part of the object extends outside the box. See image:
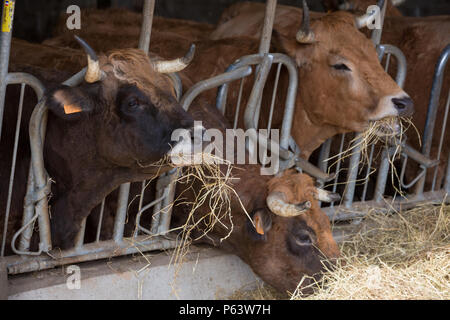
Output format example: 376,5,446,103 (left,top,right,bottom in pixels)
168,124,211,166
